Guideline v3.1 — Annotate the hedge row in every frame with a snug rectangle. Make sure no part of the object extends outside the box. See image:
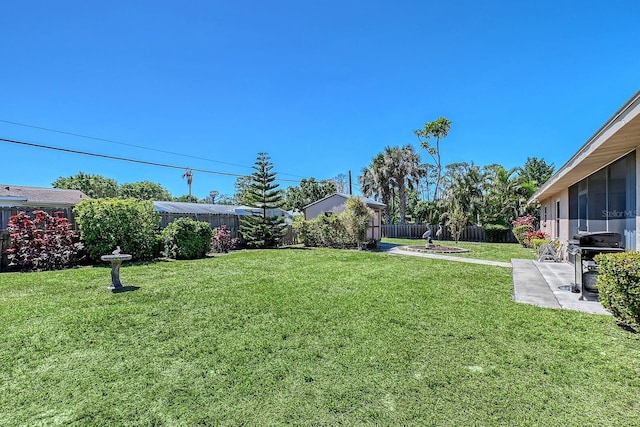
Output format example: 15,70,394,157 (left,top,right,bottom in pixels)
596,251,640,332
4,199,240,271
